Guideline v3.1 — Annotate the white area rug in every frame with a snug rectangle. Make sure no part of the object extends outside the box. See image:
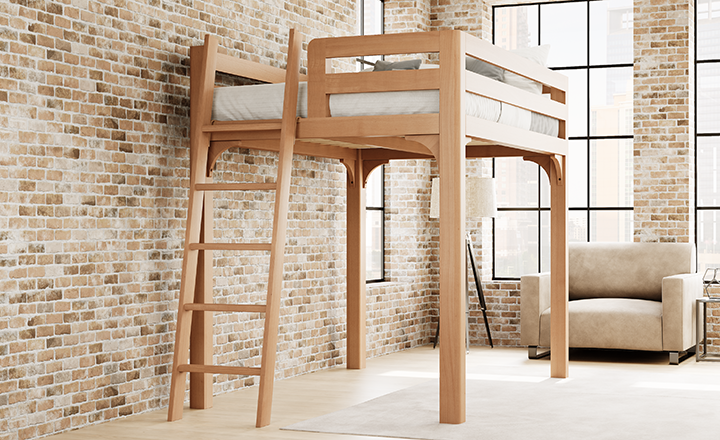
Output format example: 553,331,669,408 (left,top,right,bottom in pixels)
284,372,720,440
